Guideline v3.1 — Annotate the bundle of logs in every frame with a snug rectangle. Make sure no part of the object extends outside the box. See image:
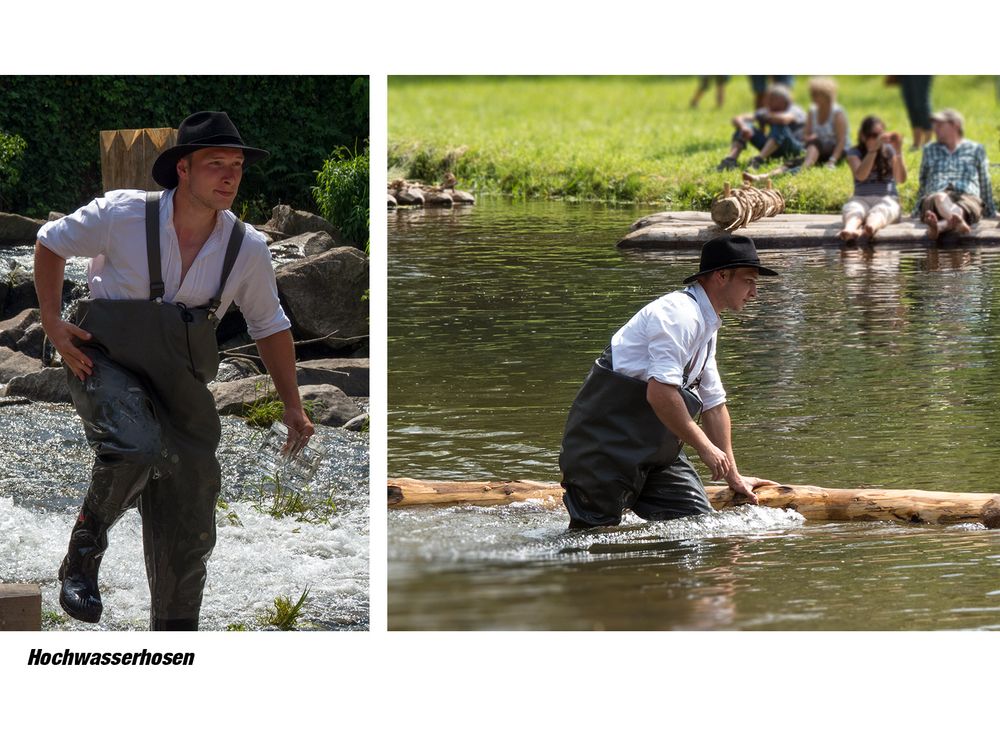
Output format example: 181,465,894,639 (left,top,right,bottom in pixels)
710,181,785,231
388,173,476,209
387,478,1000,529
